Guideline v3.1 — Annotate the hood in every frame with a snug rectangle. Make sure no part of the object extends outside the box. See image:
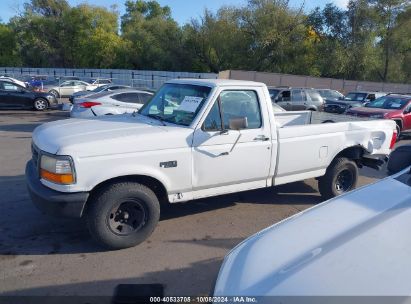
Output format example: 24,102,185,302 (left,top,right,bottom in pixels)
325,100,361,107
214,170,411,296
32,114,193,157
347,107,397,116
